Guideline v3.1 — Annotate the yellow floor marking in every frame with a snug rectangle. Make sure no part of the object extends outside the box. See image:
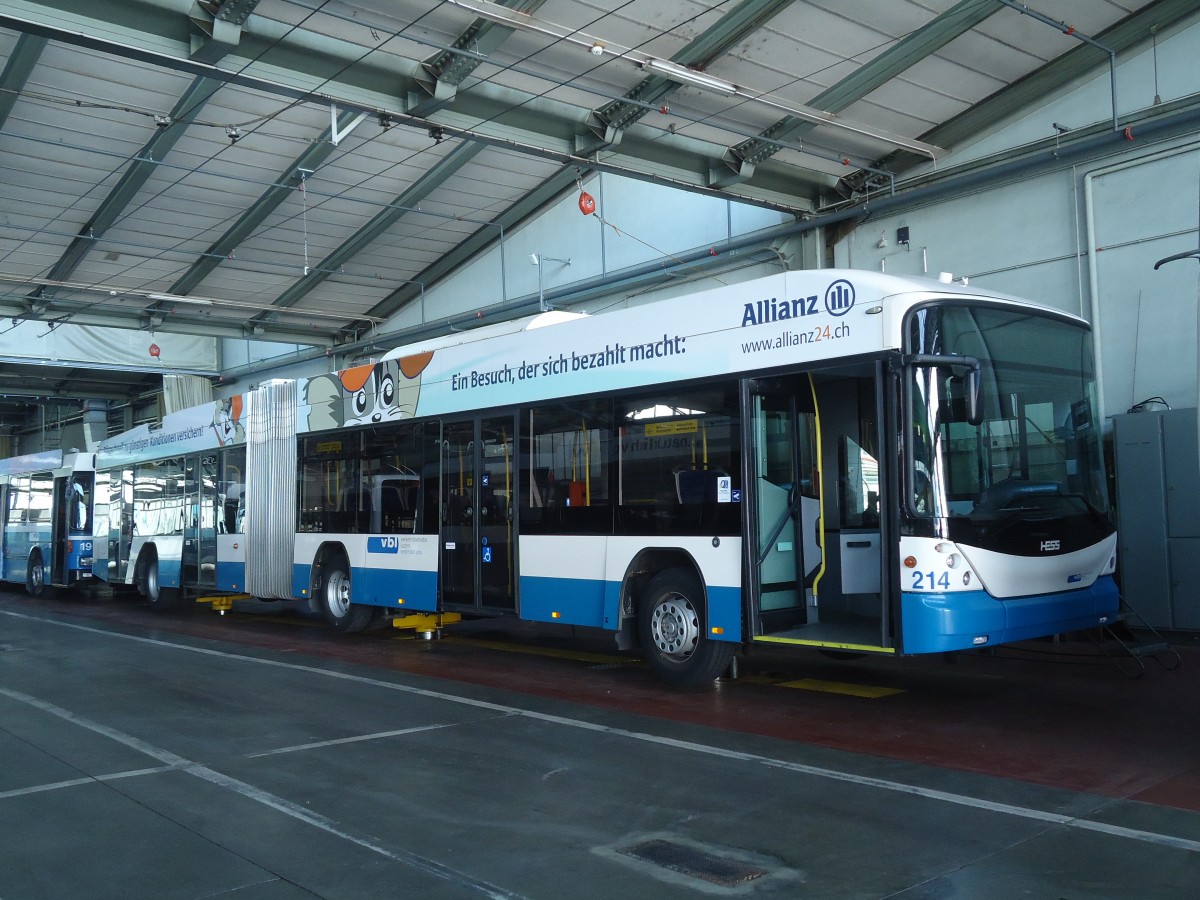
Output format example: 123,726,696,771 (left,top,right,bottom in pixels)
777,678,905,698
754,635,896,654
